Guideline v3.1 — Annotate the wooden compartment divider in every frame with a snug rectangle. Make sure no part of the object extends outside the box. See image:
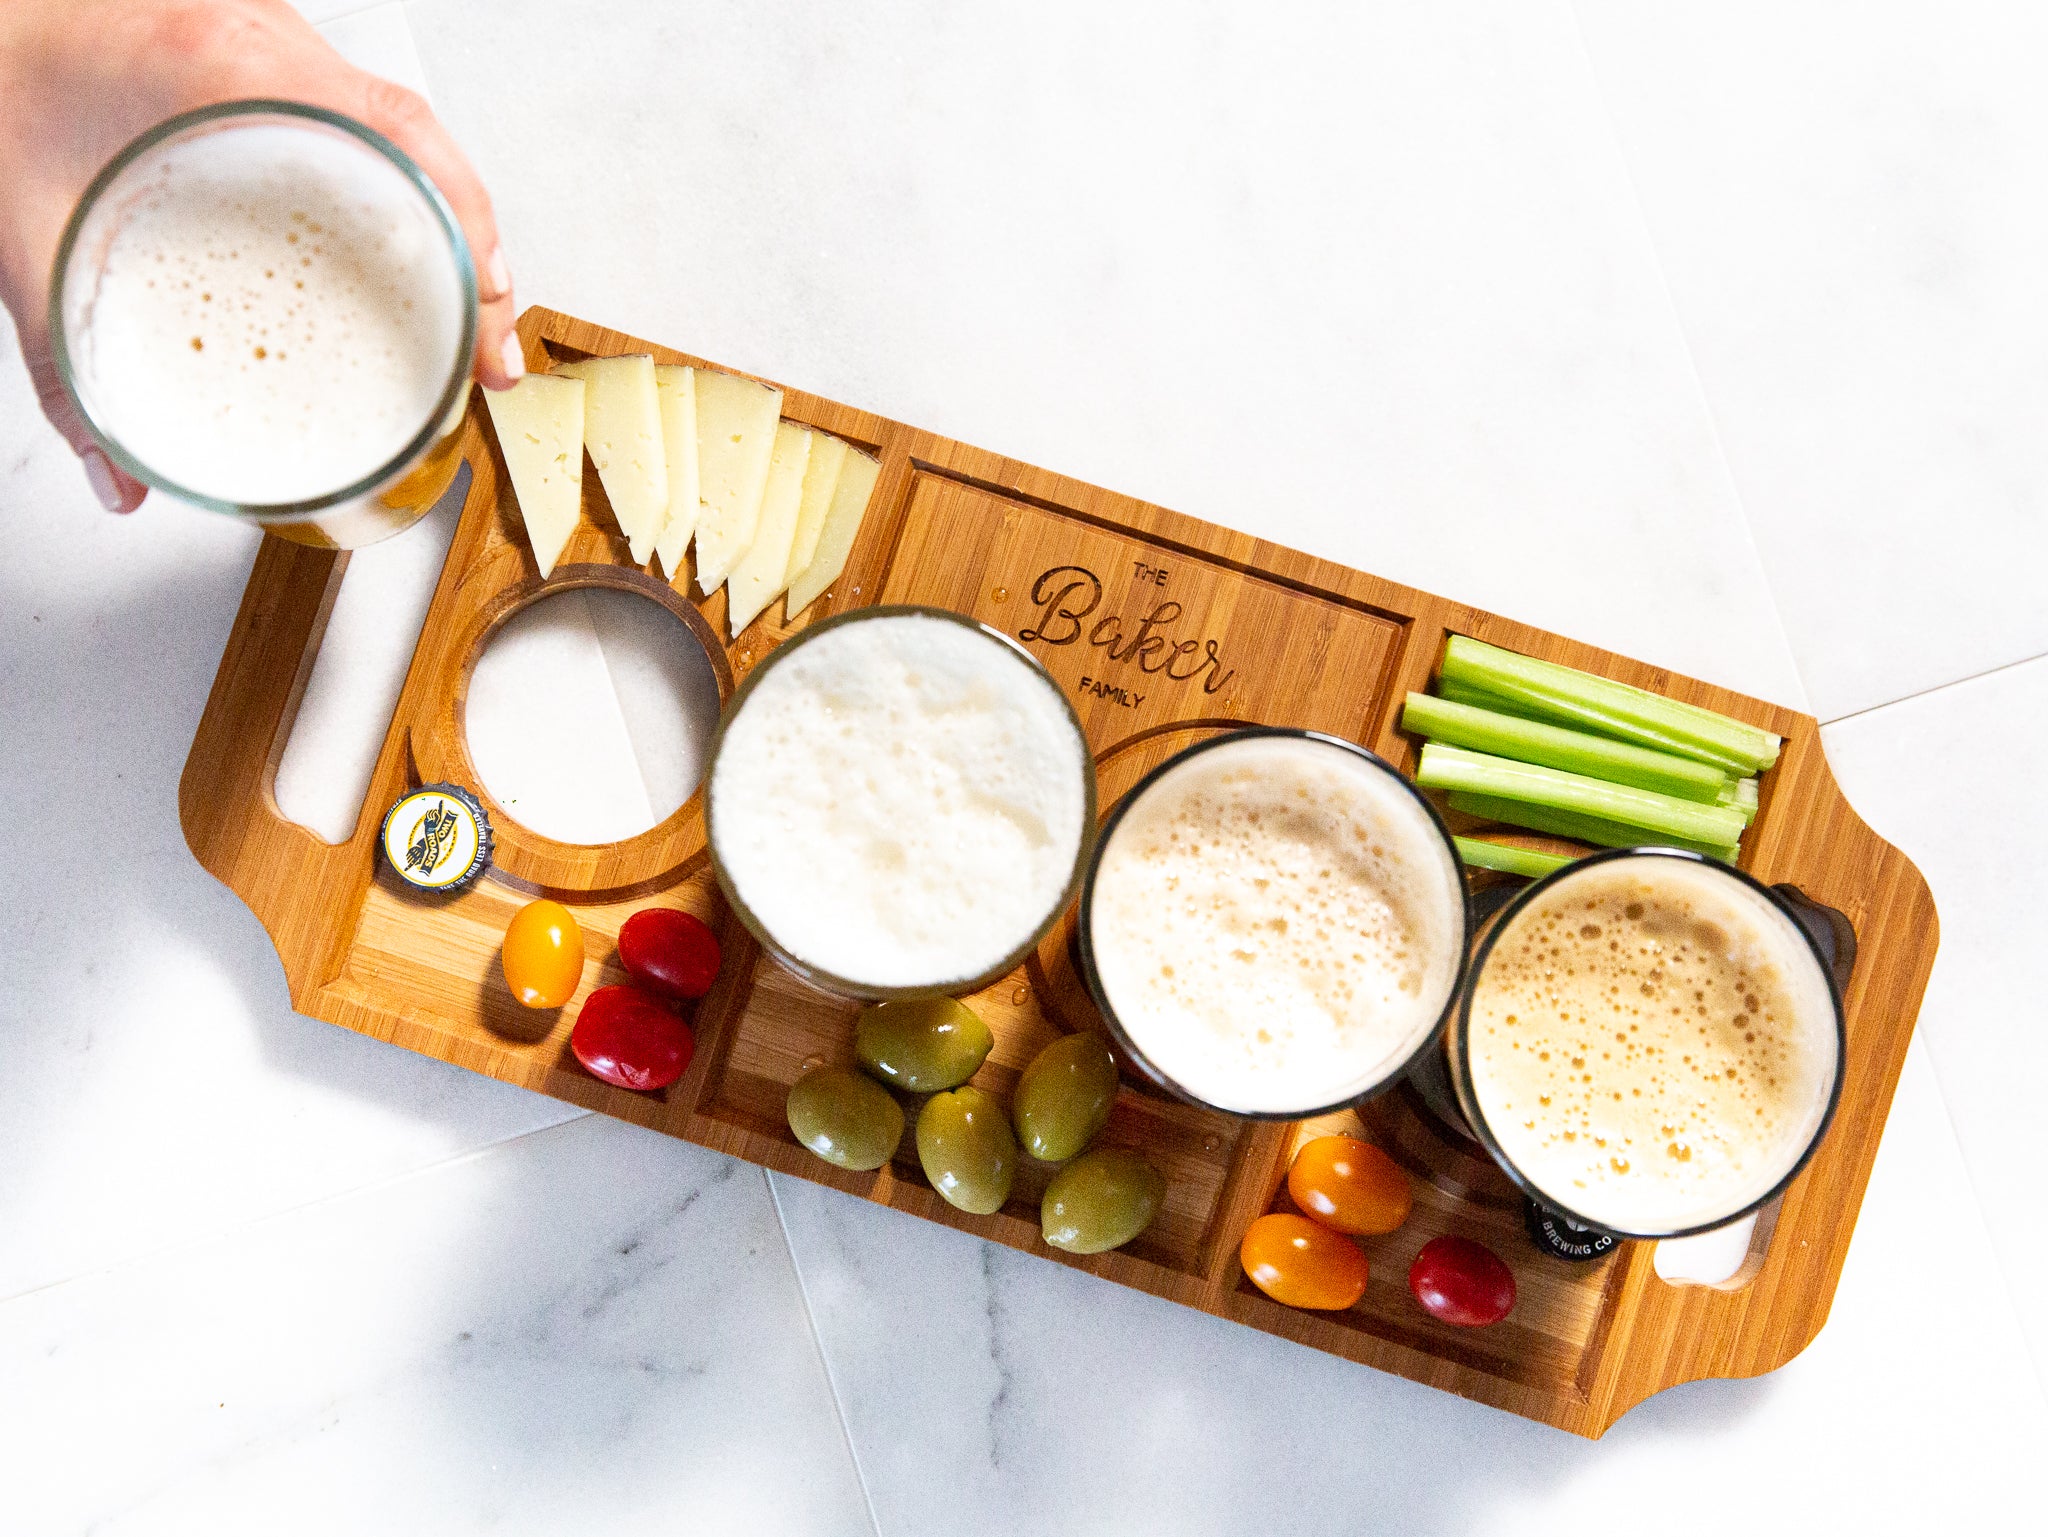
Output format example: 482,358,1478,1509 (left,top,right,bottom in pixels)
180,308,1937,1437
